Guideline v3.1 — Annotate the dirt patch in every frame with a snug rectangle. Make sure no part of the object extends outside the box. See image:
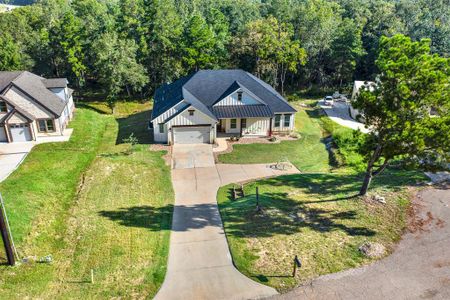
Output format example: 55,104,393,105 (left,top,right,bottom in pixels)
149,144,171,165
